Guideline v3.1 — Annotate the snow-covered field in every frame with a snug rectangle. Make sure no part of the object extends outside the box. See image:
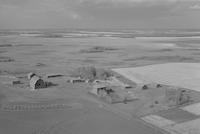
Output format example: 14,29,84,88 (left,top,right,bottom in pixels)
142,115,175,128
182,102,200,116
164,118,200,134
113,63,200,92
